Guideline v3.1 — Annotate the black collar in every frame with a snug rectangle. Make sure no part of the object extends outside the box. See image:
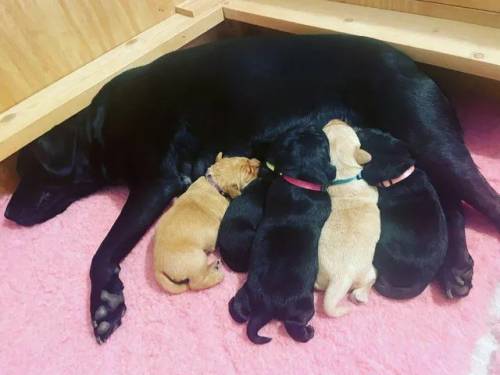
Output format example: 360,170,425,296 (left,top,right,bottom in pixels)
205,173,230,199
